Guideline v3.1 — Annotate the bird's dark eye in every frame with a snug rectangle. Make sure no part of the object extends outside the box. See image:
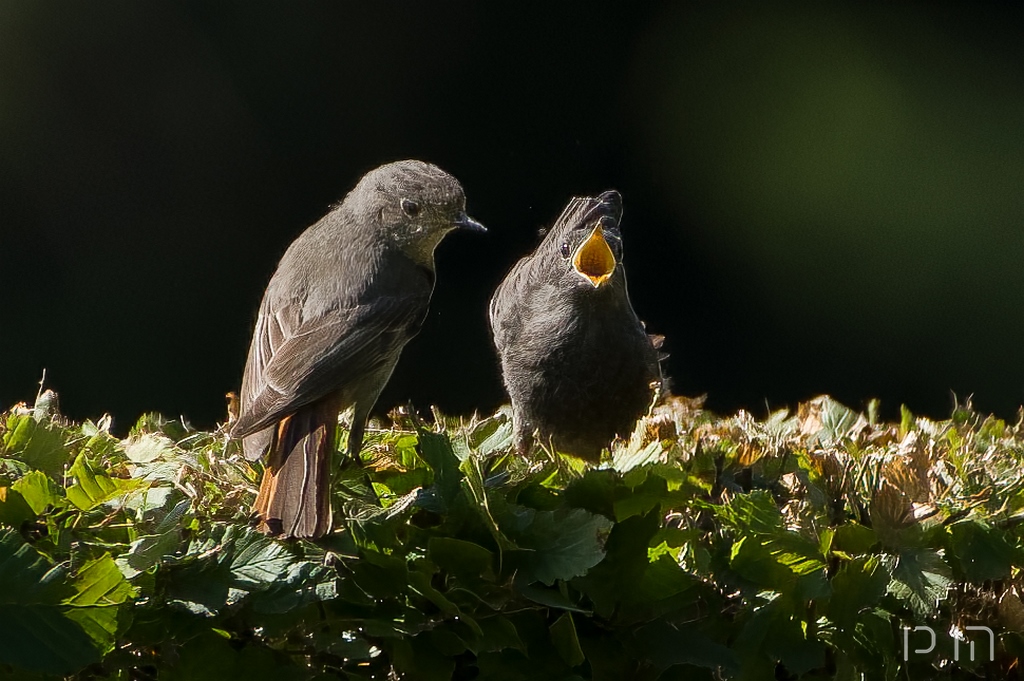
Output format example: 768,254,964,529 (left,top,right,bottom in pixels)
559,242,571,259
401,198,420,217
